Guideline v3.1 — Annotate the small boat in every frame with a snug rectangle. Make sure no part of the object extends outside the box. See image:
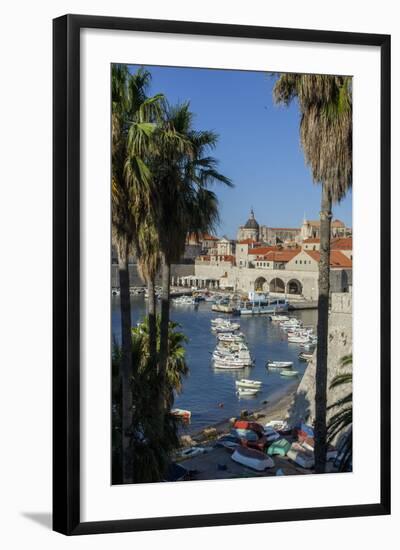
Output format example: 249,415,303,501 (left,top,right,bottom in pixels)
263,426,281,442
265,420,291,435
300,343,315,351
269,314,289,322
266,360,293,369
287,442,314,468
211,317,226,325
214,362,247,370
179,446,207,458
280,370,299,377
171,408,191,421
215,435,240,451
212,322,241,333
217,332,246,343
235,379,262,389
236,387,259,396
231,428,259,441
233,420,265,437
287,335,310,343
267,438,291,457
231,447,275,471
299,352,314,361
